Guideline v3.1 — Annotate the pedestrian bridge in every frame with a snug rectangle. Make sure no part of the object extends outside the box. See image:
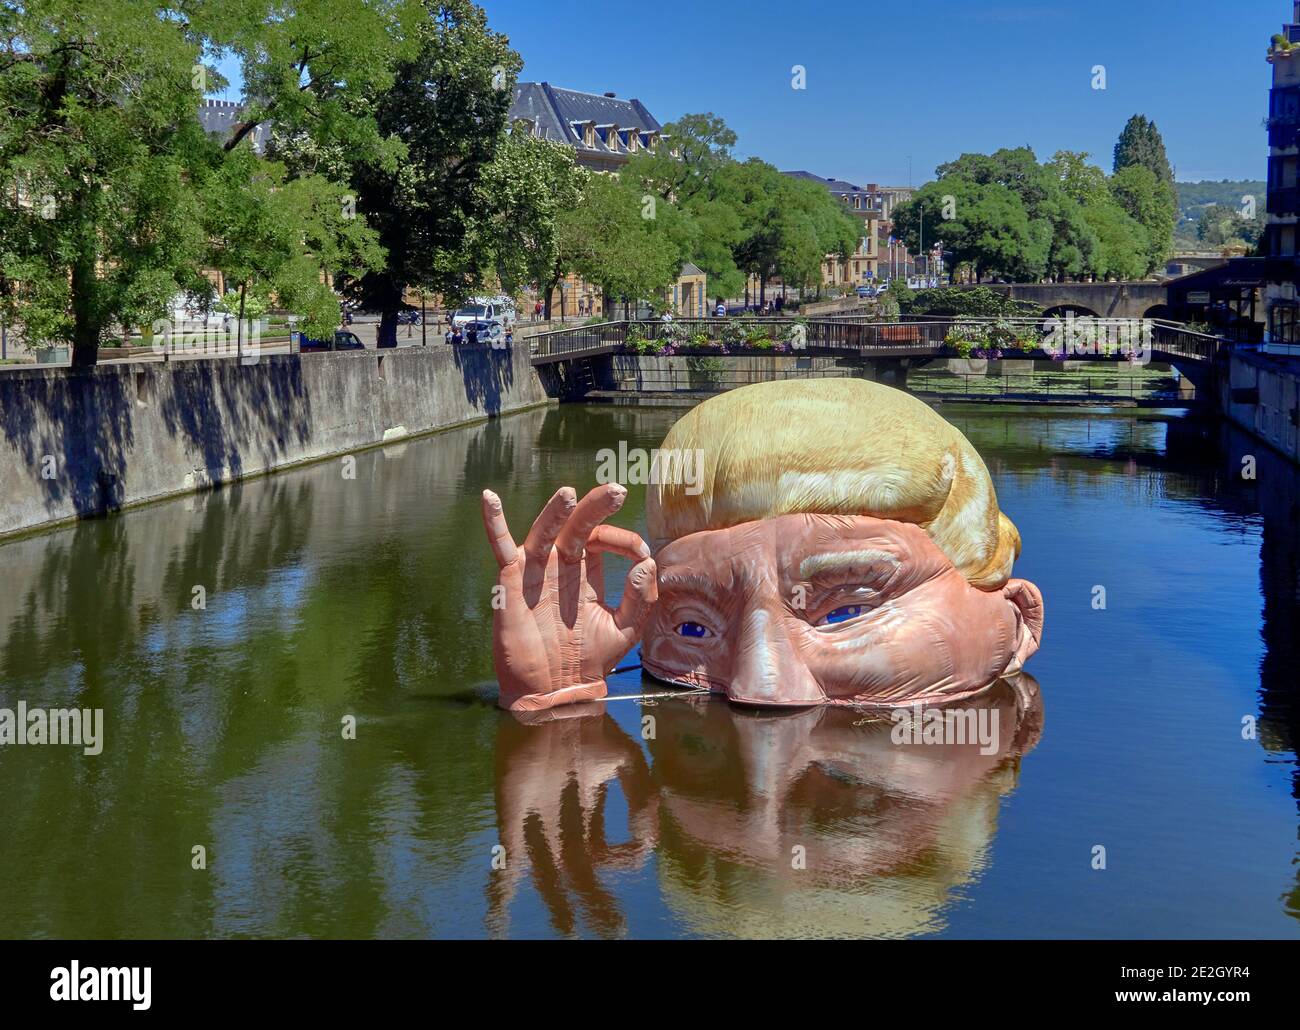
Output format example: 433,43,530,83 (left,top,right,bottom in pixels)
529,316,1227,366
527,316,1230,404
